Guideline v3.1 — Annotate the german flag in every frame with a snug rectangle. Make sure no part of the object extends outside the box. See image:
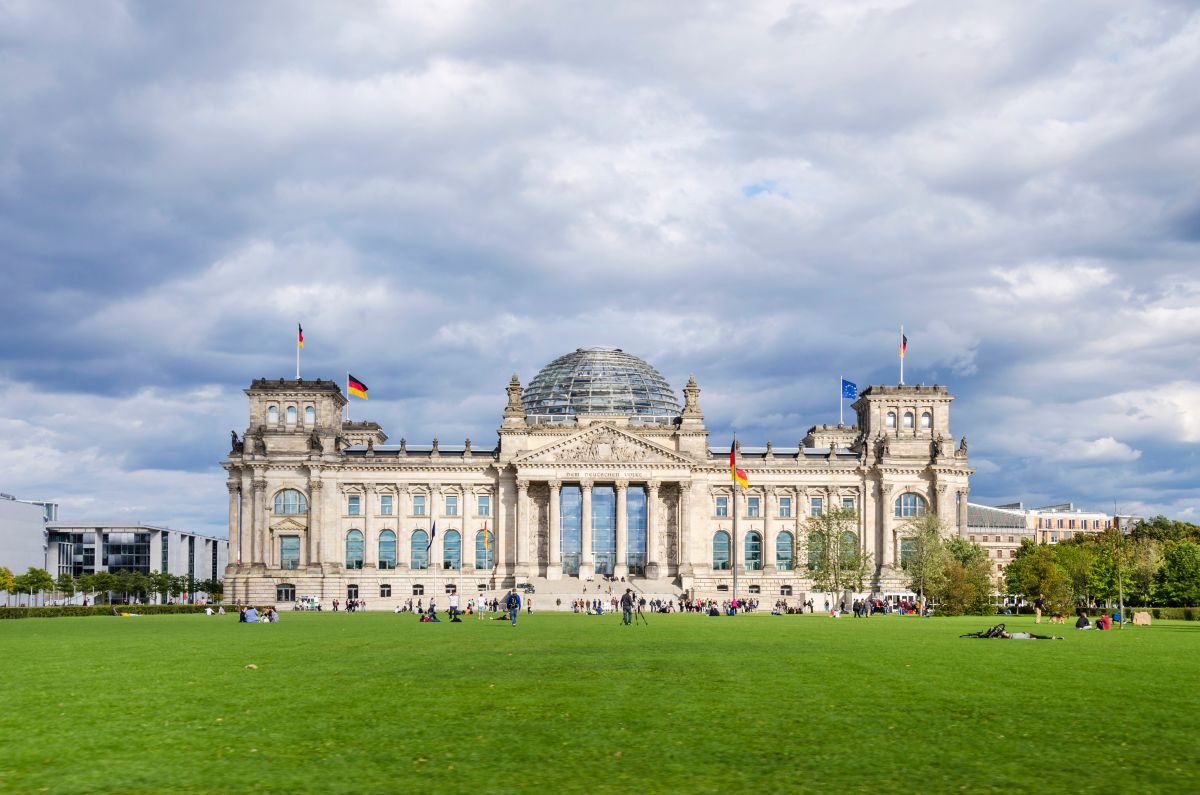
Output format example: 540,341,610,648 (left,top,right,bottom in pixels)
347,374,368,400
729,440,749,489
900,333,908,358
297,324,304,349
